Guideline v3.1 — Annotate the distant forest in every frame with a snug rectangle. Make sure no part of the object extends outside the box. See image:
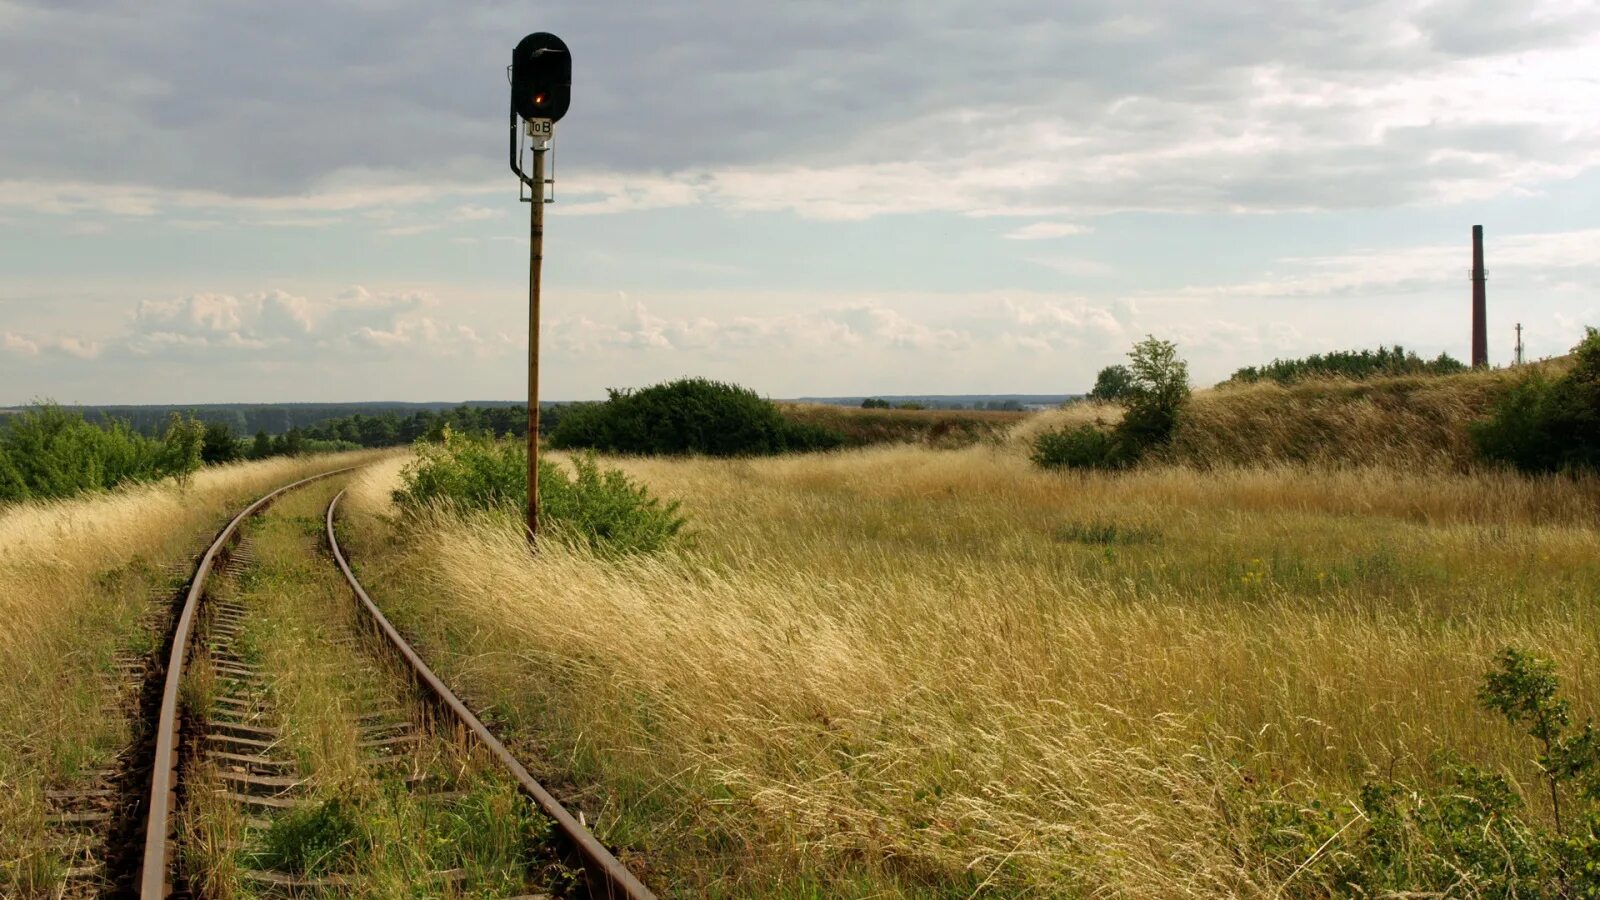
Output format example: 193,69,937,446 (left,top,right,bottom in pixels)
0,402,588,459
10,402,526,437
